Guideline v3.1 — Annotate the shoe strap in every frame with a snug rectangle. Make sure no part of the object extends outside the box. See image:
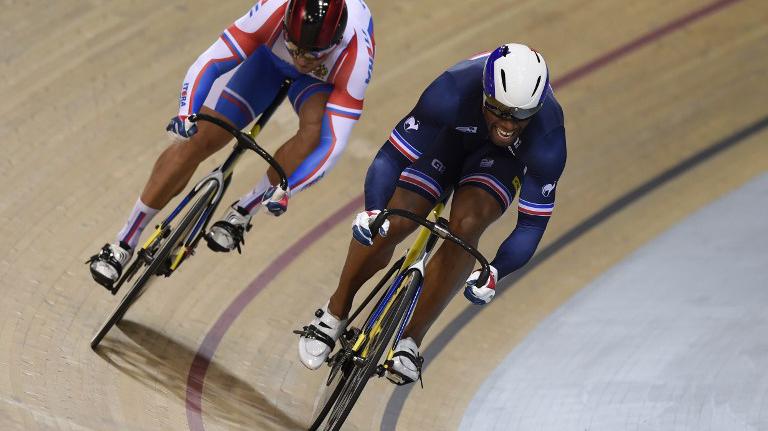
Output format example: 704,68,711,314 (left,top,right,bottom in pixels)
210,220,248,254
87,244,125,274
295,324,336,350
391,350,424,388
